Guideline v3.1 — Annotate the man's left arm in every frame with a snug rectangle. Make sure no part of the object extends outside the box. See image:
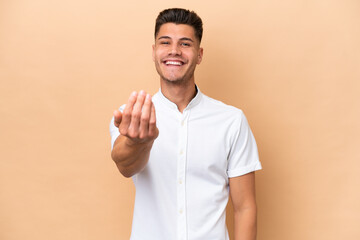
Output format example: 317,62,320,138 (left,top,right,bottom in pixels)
229,172,257,240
